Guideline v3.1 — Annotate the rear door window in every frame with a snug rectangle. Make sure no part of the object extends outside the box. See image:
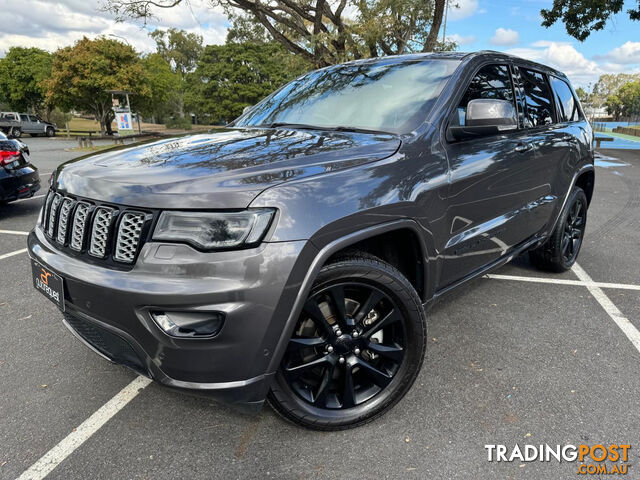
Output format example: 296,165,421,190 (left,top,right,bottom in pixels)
550,76,581,122
455,64,515,126
20,114,29,121
519,68,554,128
